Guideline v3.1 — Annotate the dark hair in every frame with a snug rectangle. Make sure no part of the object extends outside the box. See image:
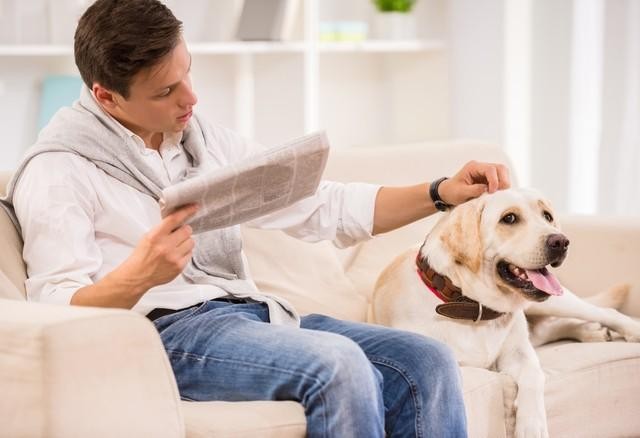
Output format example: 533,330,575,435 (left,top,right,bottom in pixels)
74,0,183,98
